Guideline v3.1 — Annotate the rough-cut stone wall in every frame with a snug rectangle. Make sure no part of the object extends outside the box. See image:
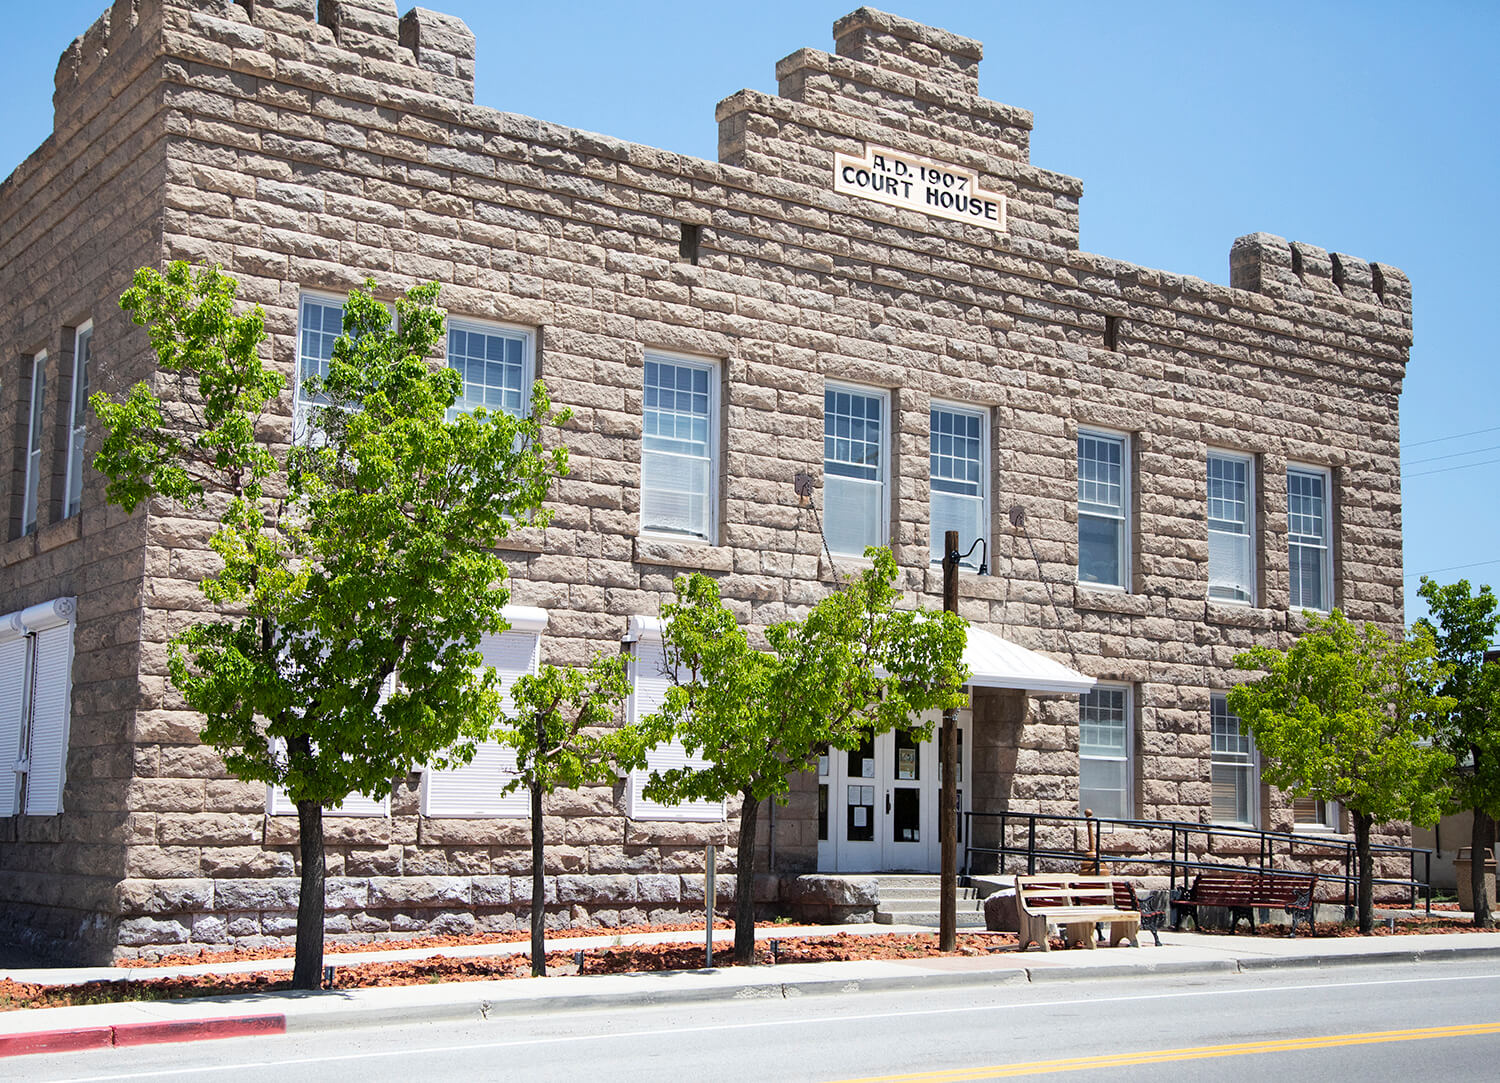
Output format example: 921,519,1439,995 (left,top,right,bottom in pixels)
0,0,1415,960
0,0,181,959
